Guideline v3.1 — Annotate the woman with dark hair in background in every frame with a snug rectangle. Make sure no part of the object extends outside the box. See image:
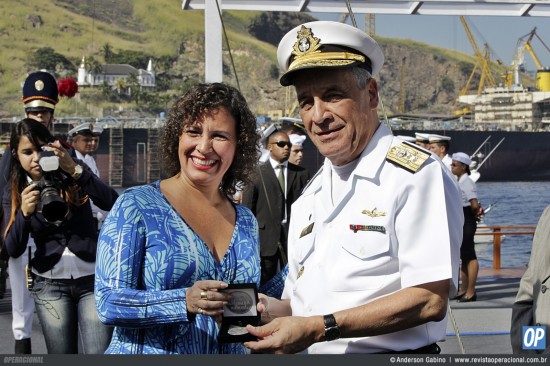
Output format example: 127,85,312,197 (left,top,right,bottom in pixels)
95,83,261,354
2,118,118,353
451,152,481,302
